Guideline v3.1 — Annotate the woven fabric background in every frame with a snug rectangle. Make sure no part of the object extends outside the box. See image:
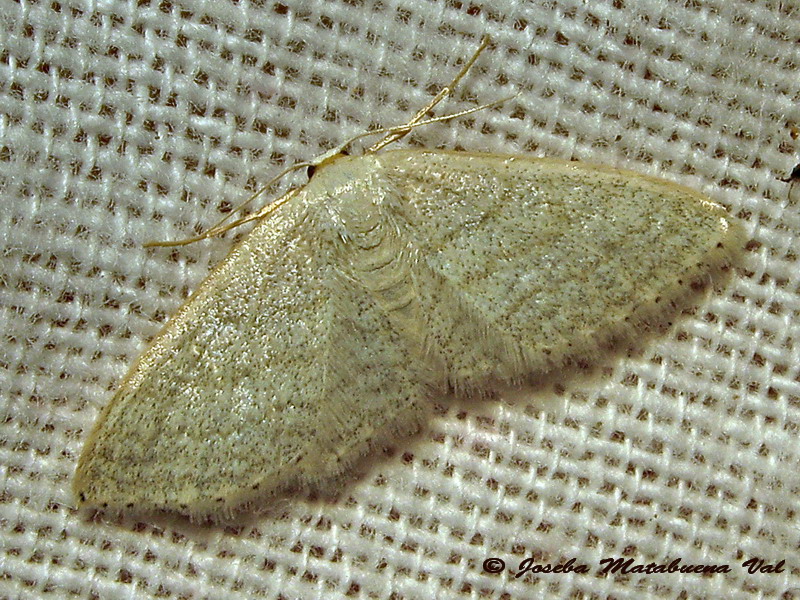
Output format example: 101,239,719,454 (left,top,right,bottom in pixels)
1,0,799,598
